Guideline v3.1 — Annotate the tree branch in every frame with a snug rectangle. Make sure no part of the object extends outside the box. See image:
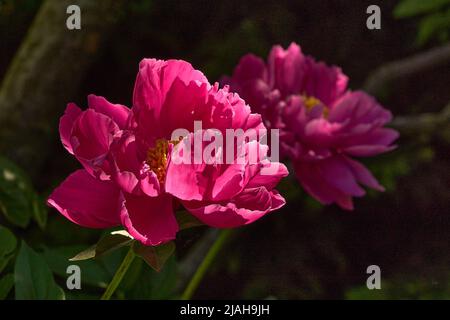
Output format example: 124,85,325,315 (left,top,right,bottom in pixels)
364,43,450,96
391,101,450,138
